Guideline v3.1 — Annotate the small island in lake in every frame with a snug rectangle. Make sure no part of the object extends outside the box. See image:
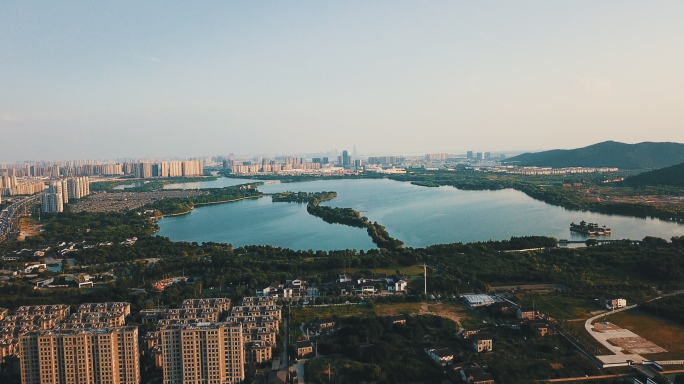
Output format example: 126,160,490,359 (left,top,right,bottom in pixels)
570,220,612,236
